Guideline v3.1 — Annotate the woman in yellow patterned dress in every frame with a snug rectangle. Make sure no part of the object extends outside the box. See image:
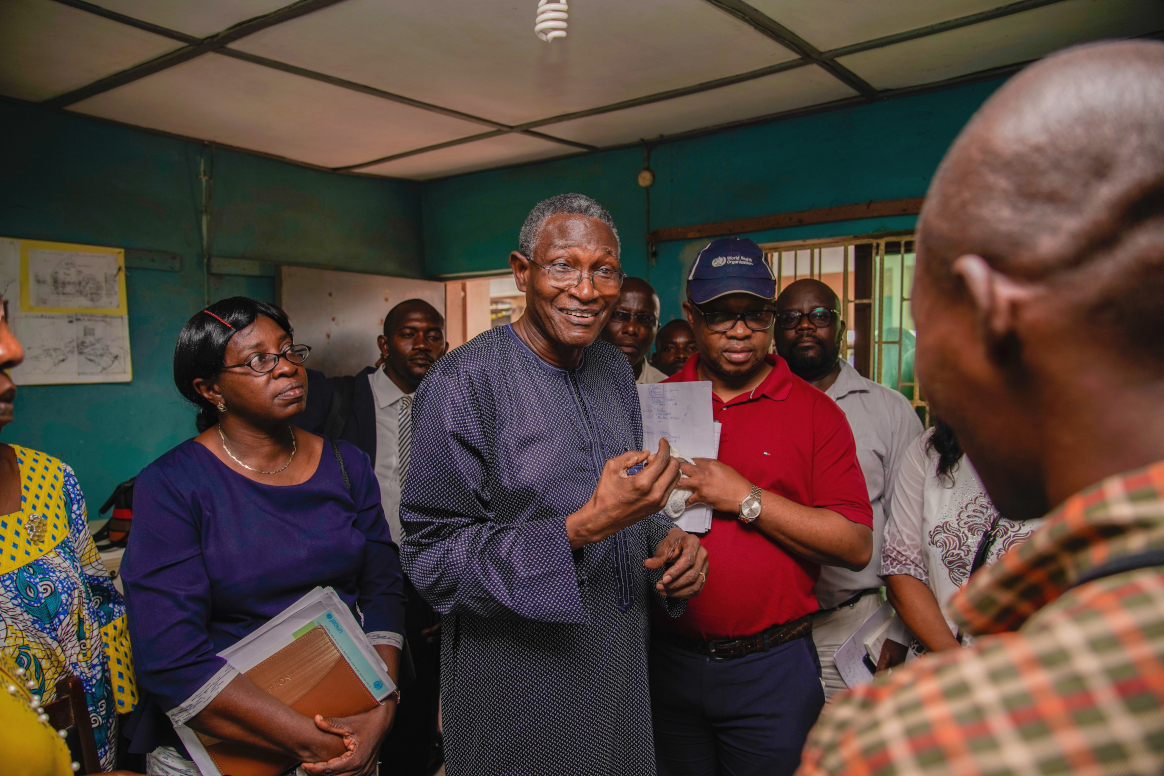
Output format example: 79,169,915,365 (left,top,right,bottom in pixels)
0,295,136,770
